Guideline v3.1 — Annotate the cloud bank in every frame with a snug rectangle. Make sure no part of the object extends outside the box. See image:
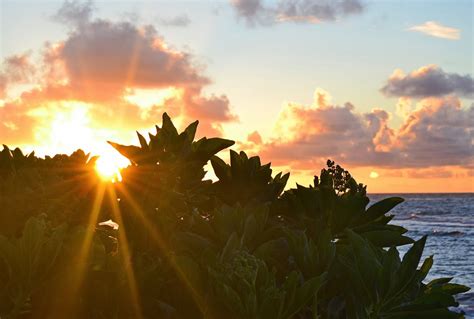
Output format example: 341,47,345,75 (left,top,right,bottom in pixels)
250,89,473,171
